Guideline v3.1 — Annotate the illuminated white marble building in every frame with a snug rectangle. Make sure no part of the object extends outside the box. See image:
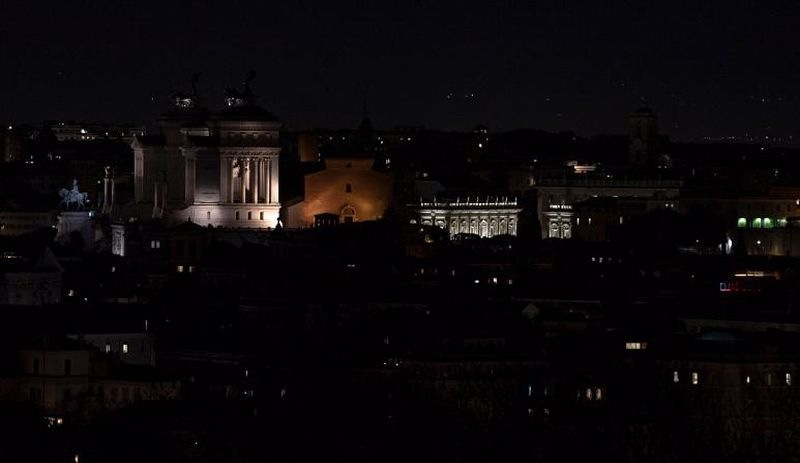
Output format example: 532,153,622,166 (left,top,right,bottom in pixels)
132,81,281,228
414,197,522,238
